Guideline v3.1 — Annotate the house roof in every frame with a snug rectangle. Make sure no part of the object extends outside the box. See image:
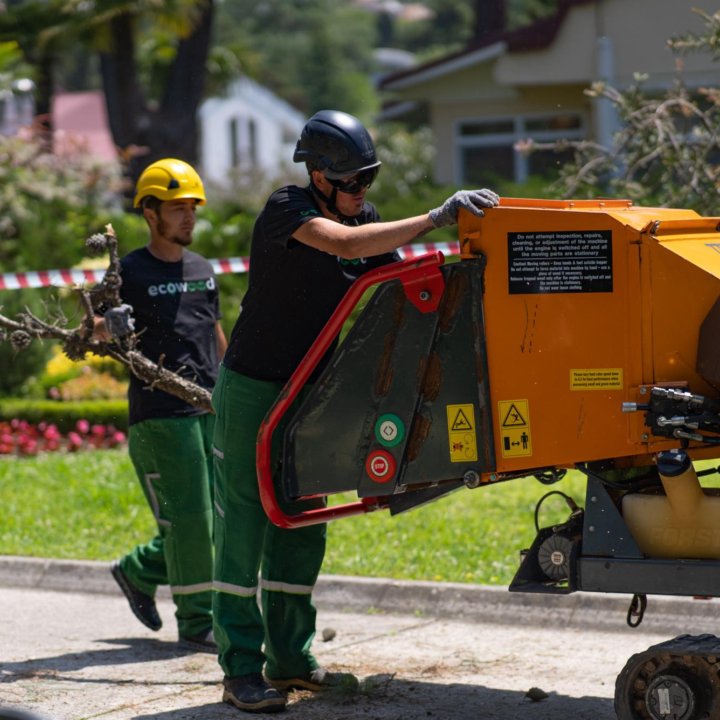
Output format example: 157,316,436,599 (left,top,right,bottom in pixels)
379,0,594,90
52,91,116,162
199,76,306,126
